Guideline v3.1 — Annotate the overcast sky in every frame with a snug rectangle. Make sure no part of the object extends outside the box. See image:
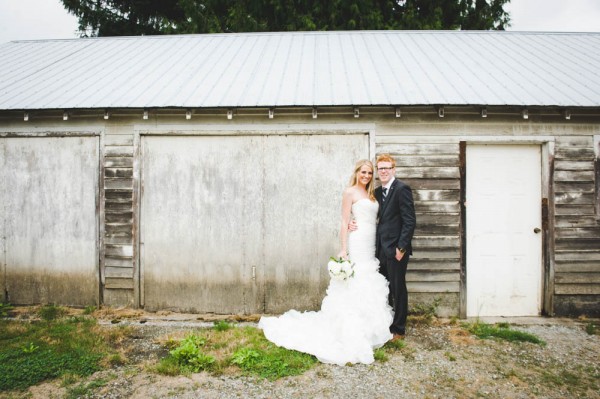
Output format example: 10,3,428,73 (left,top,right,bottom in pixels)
0,0,599,44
